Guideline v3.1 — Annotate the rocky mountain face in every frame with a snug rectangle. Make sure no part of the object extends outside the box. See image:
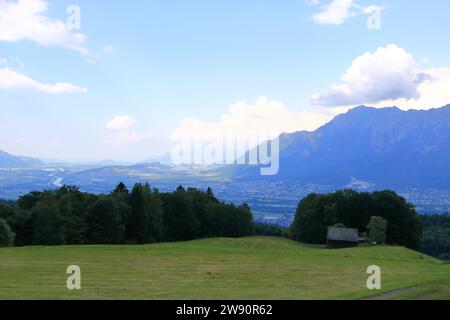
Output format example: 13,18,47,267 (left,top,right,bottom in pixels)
231,105,450,189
